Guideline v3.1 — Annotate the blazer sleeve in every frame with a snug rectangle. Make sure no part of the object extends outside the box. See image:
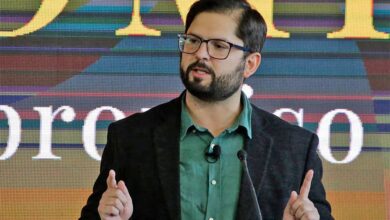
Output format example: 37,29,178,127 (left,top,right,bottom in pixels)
79,123,121,219
306,133,334,220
